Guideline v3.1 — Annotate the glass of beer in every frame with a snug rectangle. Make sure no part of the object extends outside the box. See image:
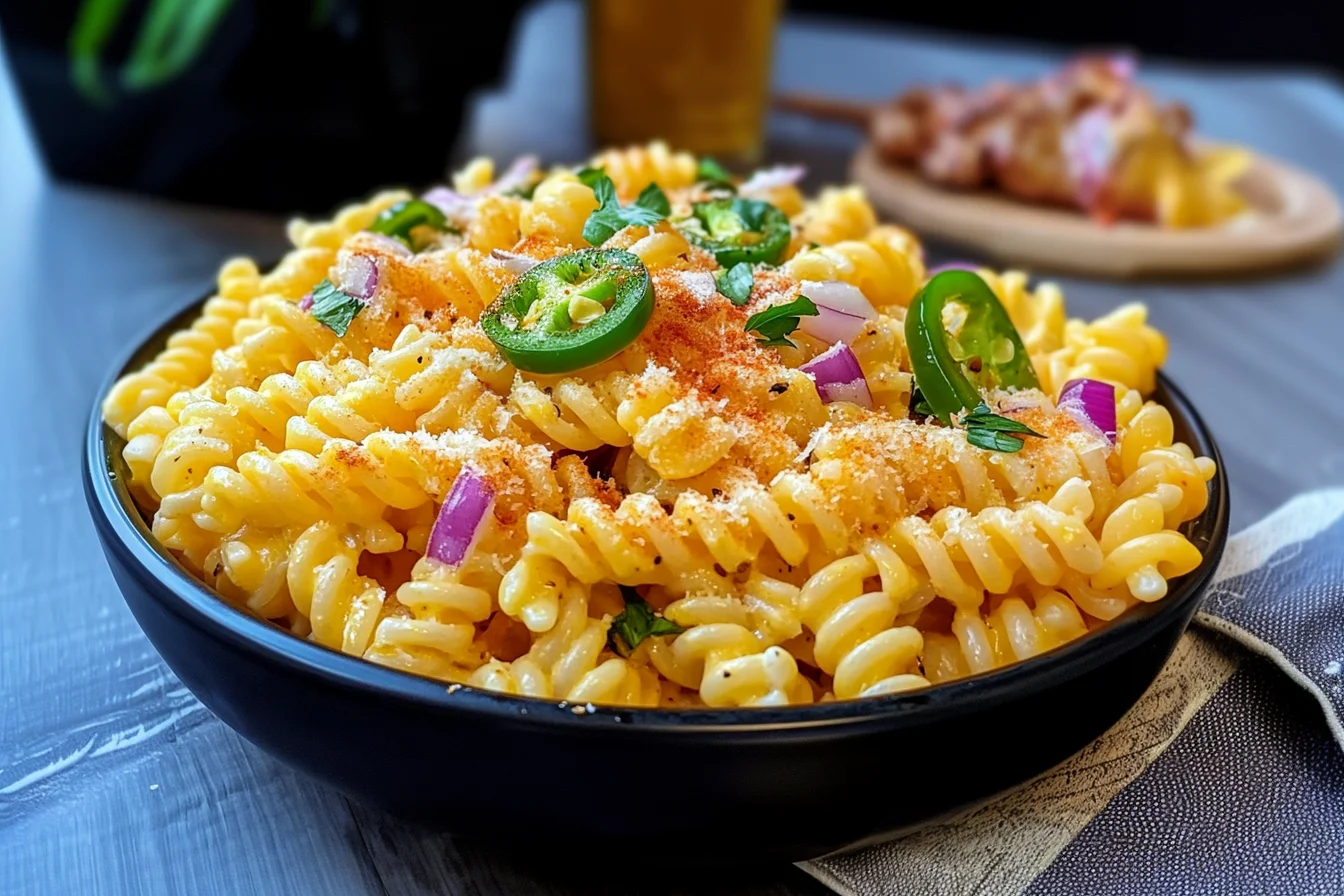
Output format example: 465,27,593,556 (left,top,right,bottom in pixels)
587,0,782,164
